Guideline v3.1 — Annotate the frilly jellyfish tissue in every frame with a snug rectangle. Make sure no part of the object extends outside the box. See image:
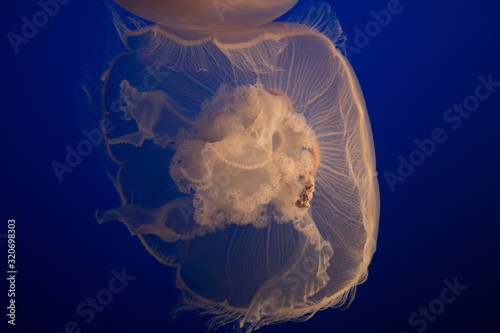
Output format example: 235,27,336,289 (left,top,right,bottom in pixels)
96,0,380,331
